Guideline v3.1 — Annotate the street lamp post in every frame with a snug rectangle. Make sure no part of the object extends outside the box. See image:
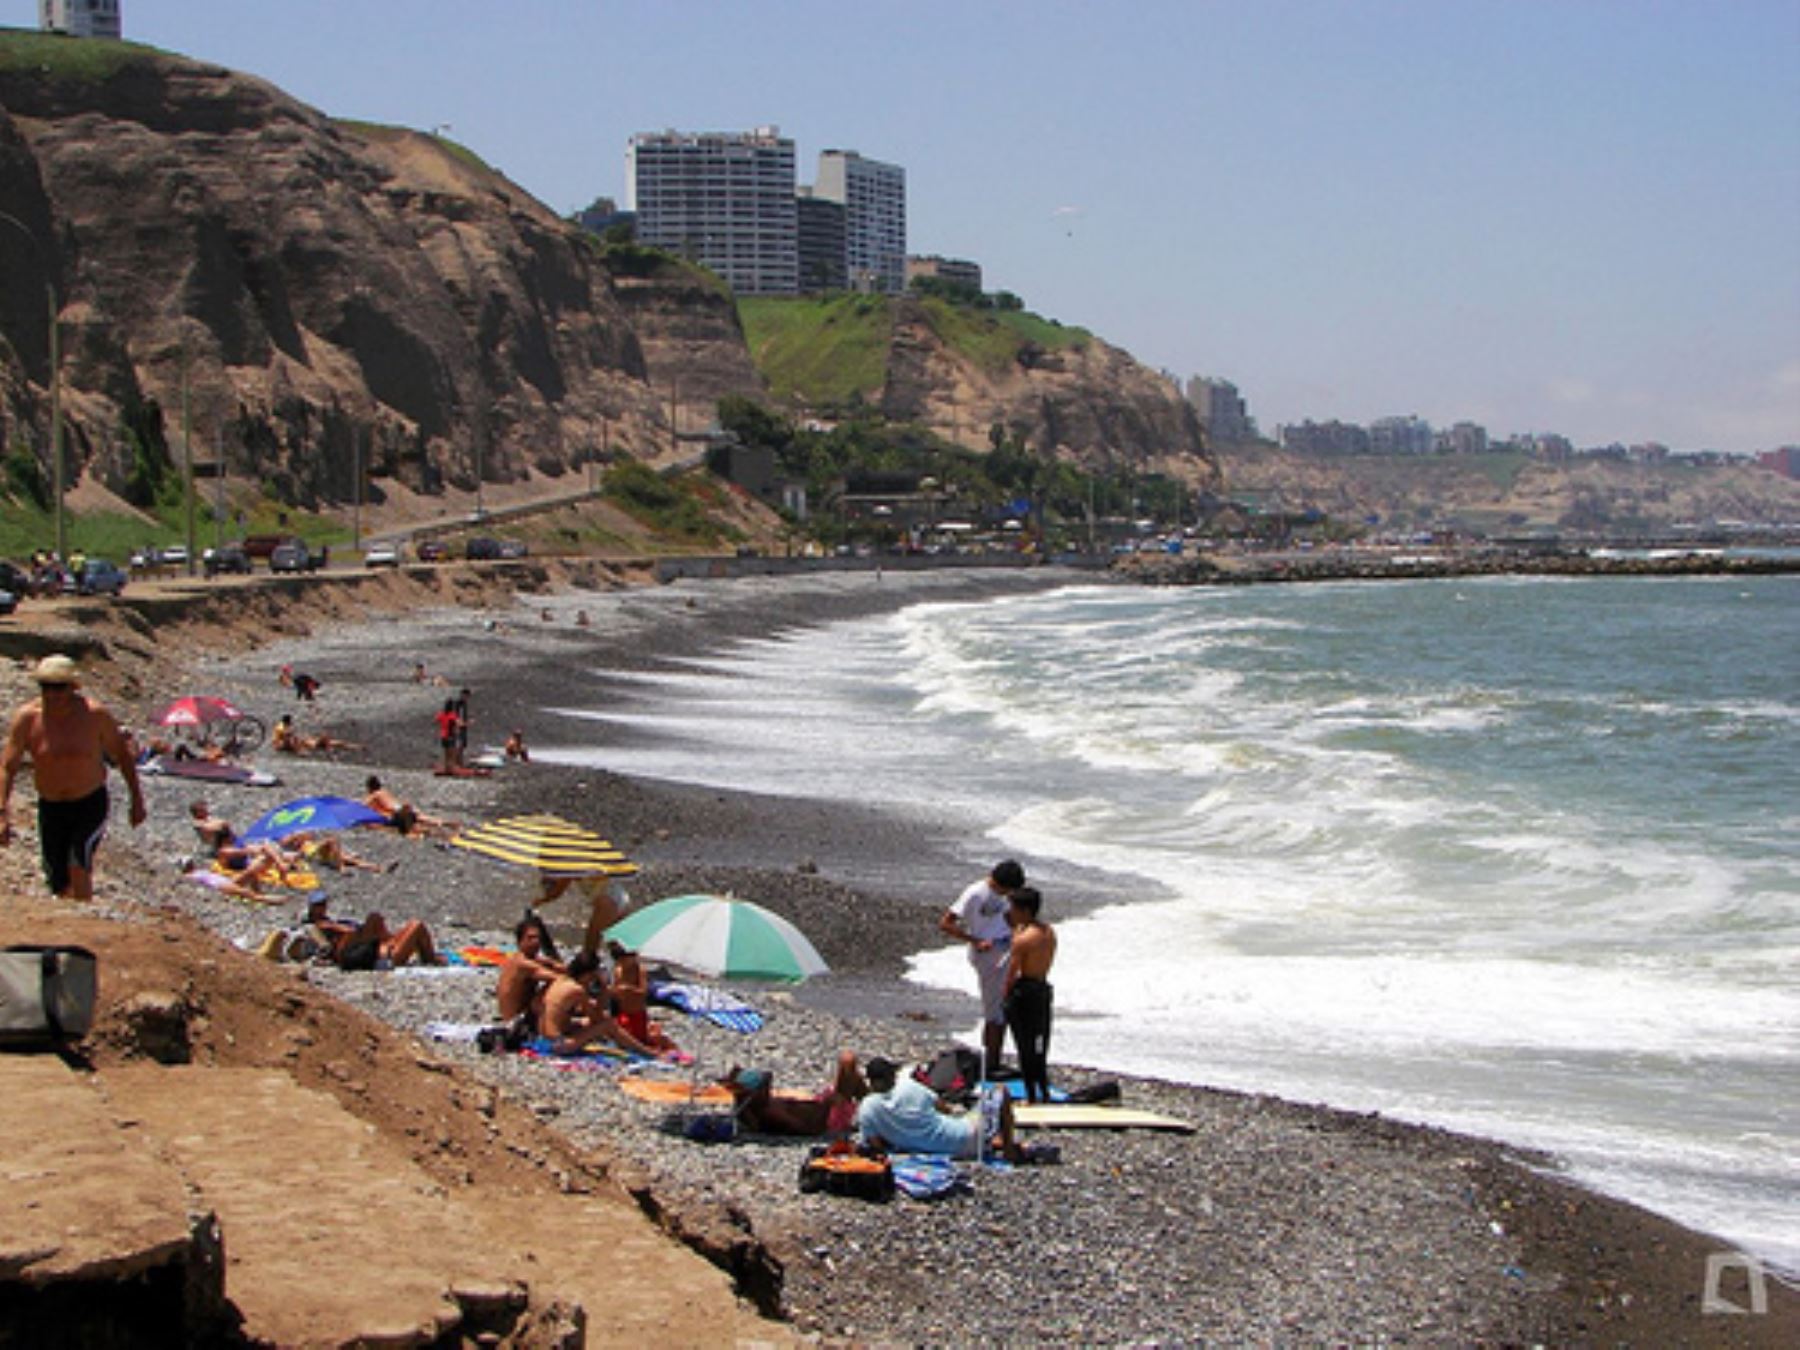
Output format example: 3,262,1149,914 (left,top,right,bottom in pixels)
0,210,65,562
